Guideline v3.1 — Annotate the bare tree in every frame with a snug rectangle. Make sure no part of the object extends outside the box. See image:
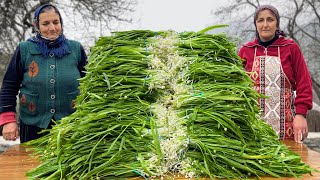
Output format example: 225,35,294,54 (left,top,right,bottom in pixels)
213,0,320,85
0,0,136,55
